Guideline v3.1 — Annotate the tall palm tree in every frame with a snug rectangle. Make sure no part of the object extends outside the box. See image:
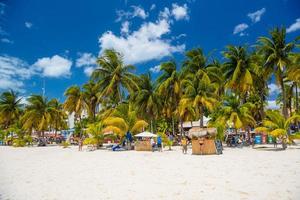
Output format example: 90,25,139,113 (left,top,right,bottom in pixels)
64,85,85,122
181,70,218,127
48,98,67,137
134,73,161,132
157,60,181,134
22,95,55,137
103,103,148,137
82,80,100,121
182,48,206,75
258,27,295,118
223,46,254,98
287,52,300,113
92,49,139,104
0,90,23,129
